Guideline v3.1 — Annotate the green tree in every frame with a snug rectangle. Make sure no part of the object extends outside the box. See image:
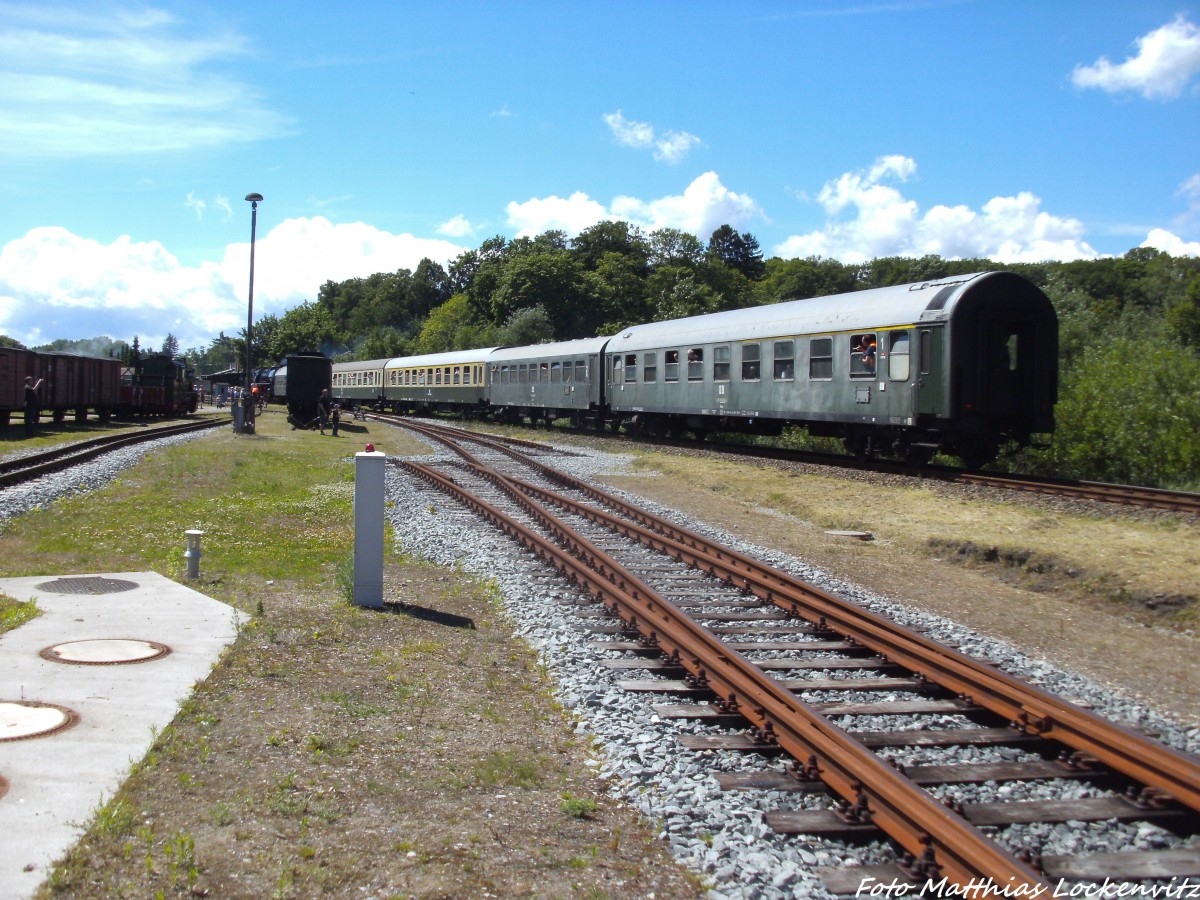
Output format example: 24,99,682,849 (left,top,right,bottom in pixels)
1166,275,1200,349
706,225,765,281
1024,322,1200,489
571,221,649,270
0,334,28,349
271,302,342,361
350,327,411,361
498,306,554,346
416,294,499,353
161,333,180,358
491,249,591,338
